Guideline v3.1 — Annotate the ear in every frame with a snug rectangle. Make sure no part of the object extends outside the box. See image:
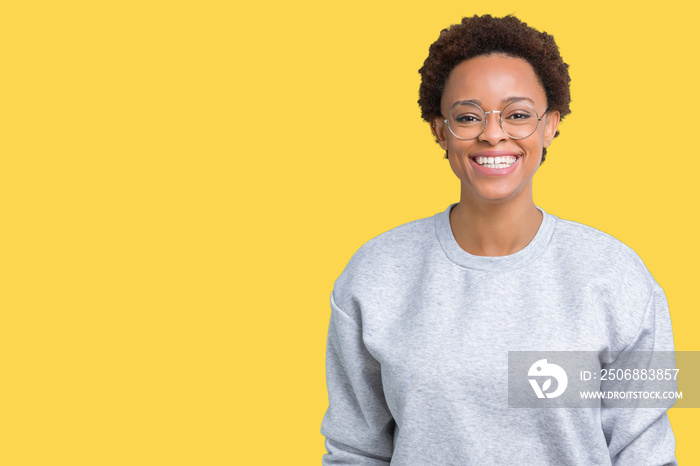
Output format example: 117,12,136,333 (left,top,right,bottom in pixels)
543,110,561,148
431,117,449,151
